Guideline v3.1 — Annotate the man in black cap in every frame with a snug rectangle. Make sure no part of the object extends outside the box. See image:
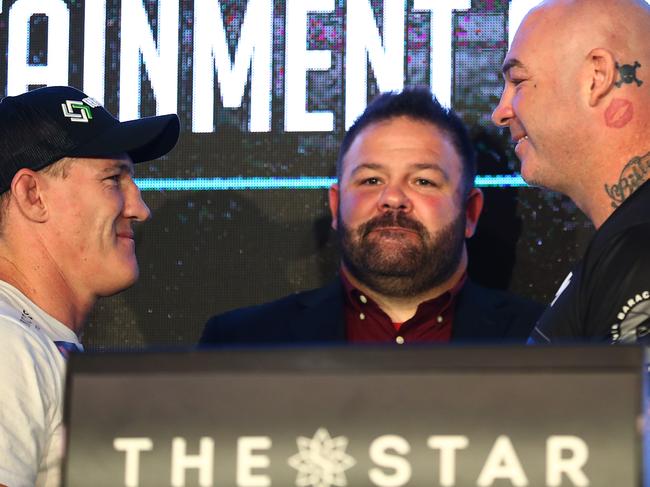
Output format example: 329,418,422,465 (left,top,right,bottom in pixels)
0,86,179,487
